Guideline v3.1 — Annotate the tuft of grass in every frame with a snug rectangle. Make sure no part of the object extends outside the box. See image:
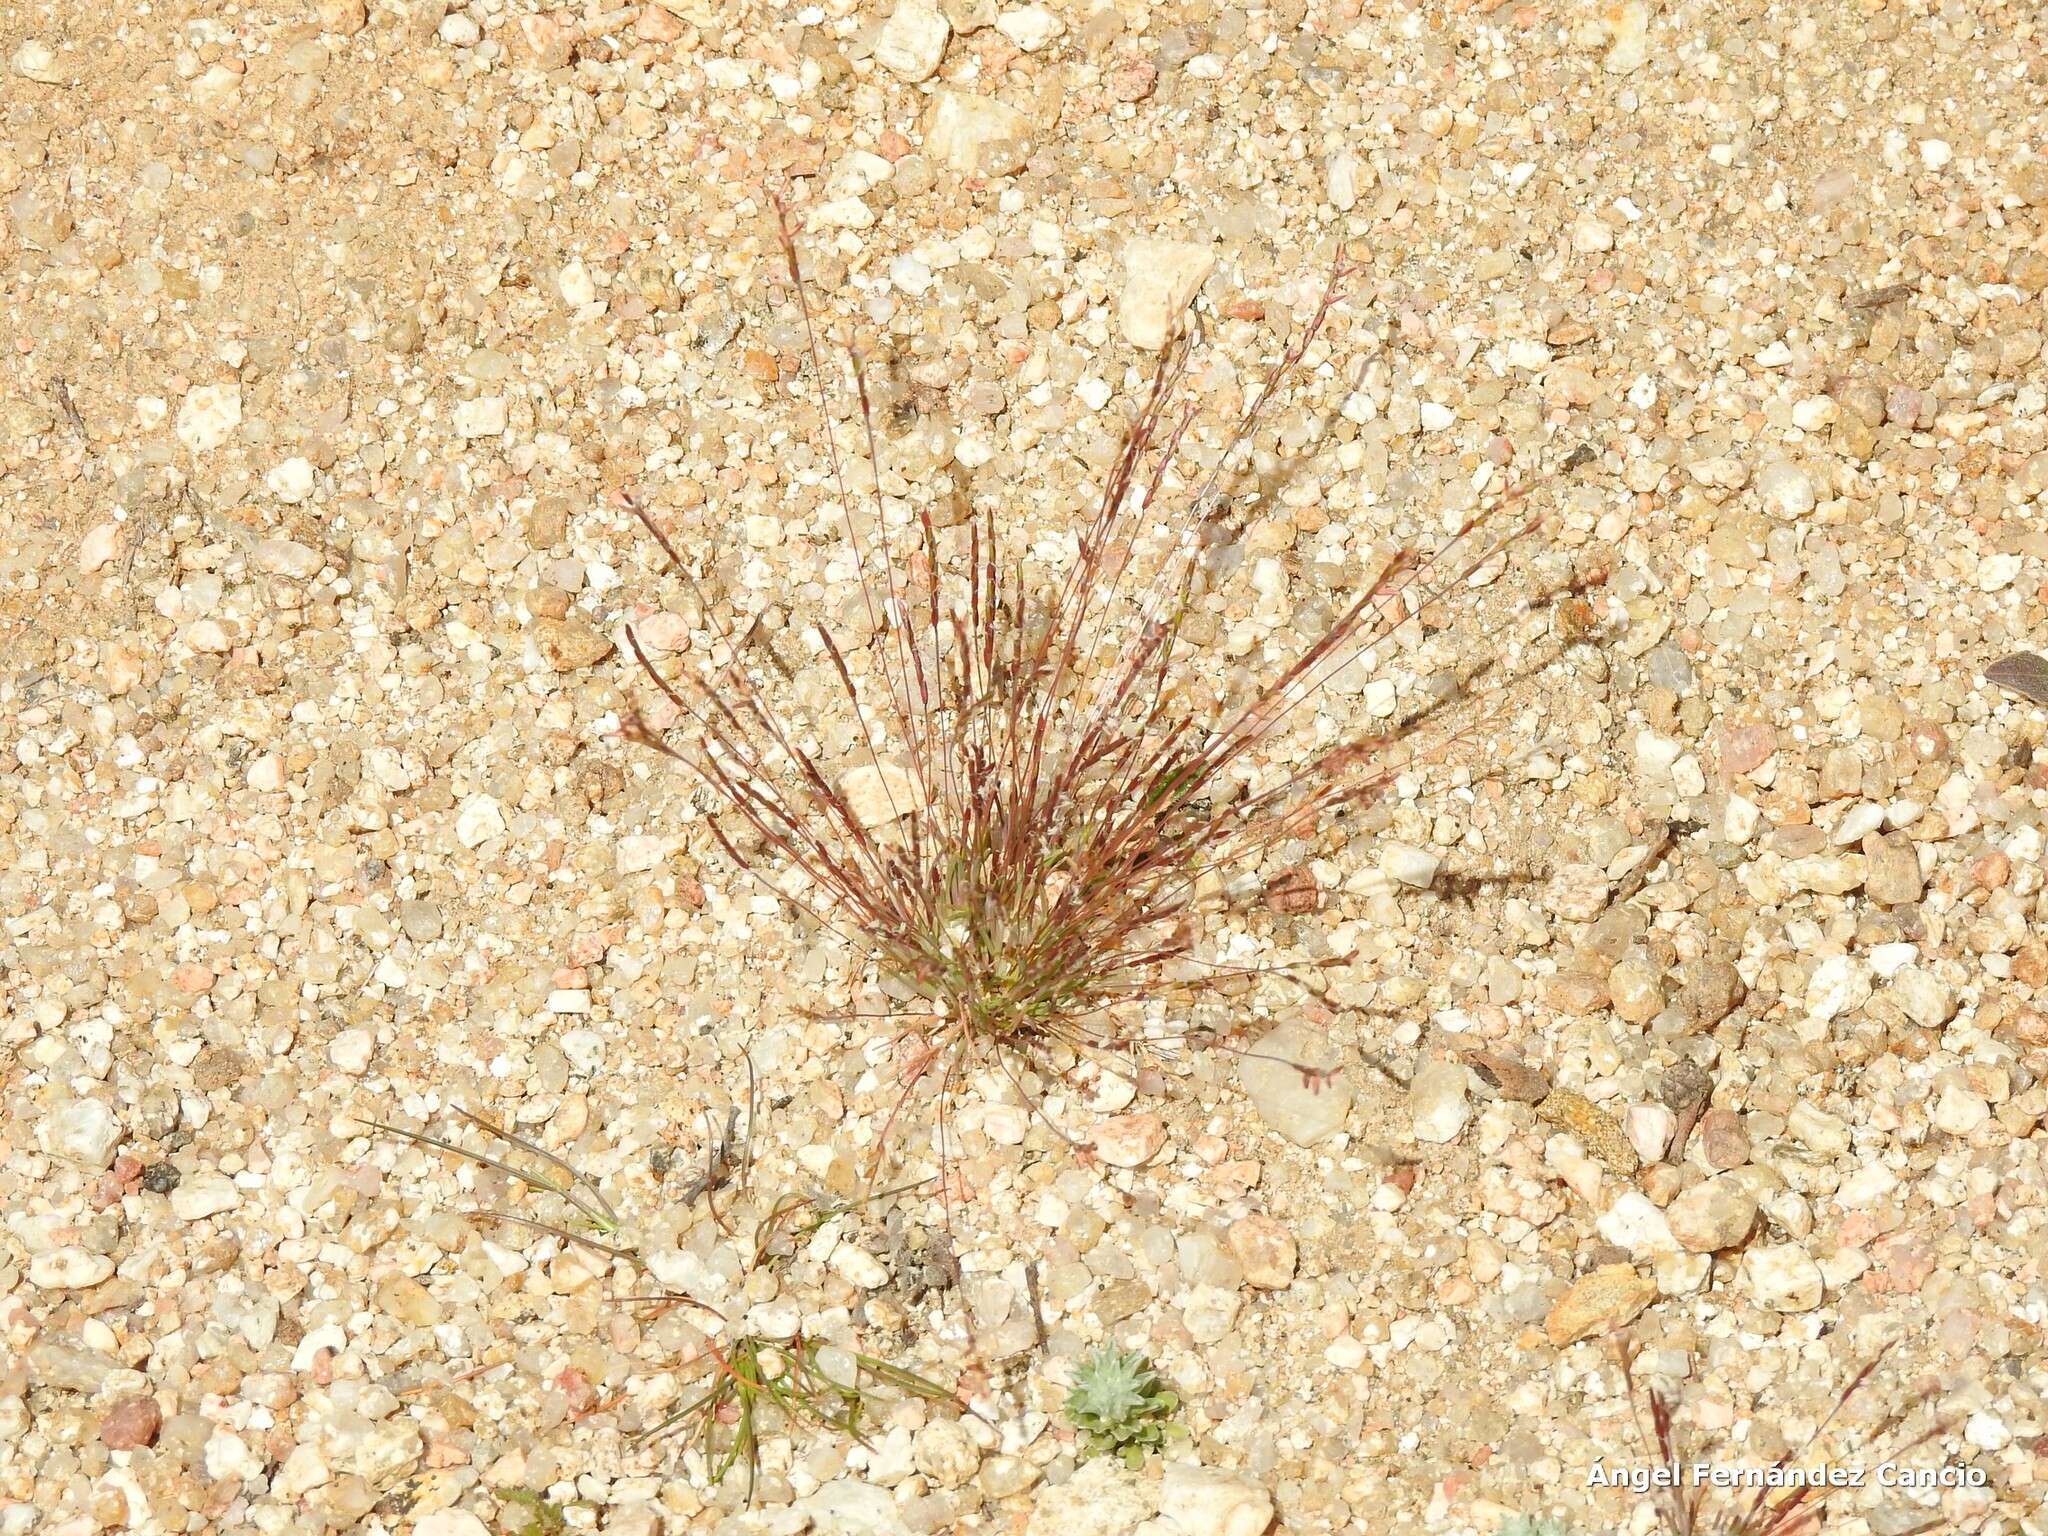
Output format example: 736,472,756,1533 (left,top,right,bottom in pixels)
620,1169,958,1501
1619,1339,1942,1536
1063,1343,1185,1468
622,197,1534,1171
369,1099,957,1504
638,1331,959,1502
